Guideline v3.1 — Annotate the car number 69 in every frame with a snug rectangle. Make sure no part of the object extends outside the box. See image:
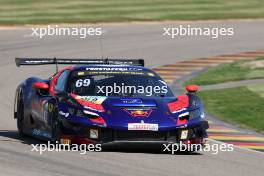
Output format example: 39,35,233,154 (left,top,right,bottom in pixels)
76,79,90,87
